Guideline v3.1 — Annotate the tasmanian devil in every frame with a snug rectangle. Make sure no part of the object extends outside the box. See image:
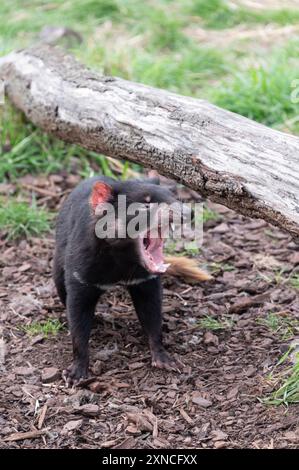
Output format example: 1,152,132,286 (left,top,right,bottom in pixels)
53,175,211,385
